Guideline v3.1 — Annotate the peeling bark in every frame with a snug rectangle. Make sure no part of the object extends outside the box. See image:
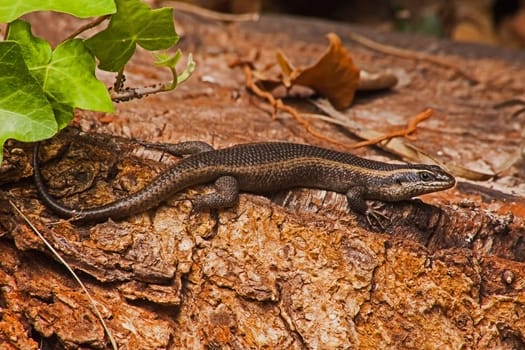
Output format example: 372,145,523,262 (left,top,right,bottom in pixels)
1,10,524,350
